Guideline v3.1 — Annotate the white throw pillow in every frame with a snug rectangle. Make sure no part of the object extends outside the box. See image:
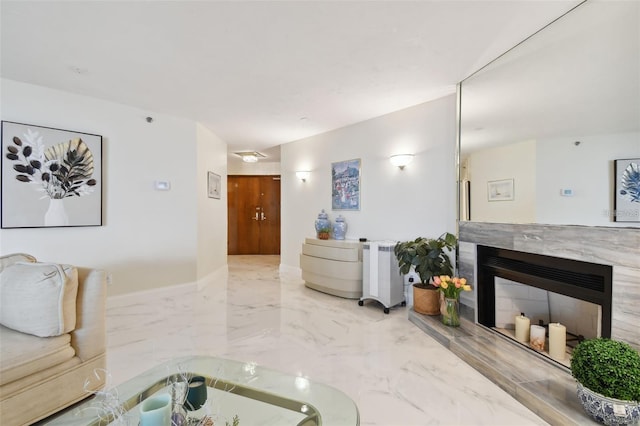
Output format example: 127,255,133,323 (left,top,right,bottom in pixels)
0,253,36,273
0,262,78,337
